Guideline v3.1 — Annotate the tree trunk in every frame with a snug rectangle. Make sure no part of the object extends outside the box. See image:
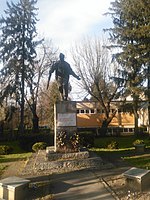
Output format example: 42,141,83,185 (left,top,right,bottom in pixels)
100,110,117,136
147,65,150,135
19,23,25,134
100,117,112,136
32,103,39,133
20,72,25,134
100,119,109,136
32,114,39,133
134,110,139,135
133,95,139,136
